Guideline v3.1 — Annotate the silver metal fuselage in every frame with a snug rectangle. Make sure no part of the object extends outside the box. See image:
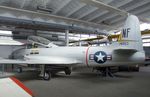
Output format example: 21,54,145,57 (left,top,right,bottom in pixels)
18,45,145,67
